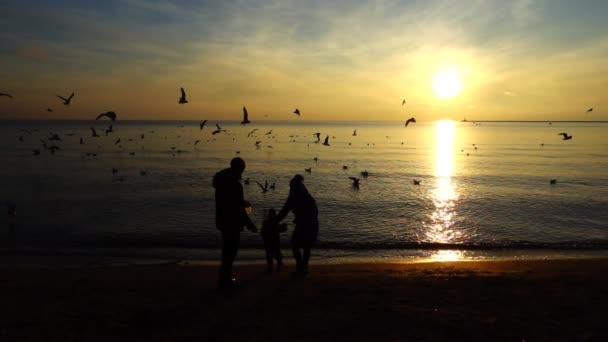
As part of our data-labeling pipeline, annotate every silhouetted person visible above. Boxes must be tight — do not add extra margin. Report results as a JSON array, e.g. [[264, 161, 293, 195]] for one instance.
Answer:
[[276, 175, 319, 275], [261, 208, 287, 273], [213, 157, 257, 289]]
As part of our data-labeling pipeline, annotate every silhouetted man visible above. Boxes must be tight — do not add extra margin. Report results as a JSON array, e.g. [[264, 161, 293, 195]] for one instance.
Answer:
[[213, 157, 257, 289]]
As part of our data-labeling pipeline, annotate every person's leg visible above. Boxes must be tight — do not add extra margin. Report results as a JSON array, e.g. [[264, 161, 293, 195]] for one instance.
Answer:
[[292, 246, 302, 273], [302, 248, 311, 273], [264, 241, 273, 272], [219, 230, 240, 287], [275, 240, 283, 270]]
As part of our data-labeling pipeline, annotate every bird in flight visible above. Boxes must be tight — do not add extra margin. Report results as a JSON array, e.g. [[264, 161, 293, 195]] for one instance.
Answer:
[[200, 120, 207, 130], [349, 177, 360, 189], [254, 140, 262, 147], [304, 167, 312, 173], [247, 129, 258, 138], [313, 132, 321, 142], [212, 128, 226, 135], [57, 92, 75, 105], [194, 140, 201, 146], [179, 88, 188, 104], [413, 179, 421, 185], [402, 99, 406, 106], [405, 117, 416, 127], [256, 180, 269, 193], [47, 108, 53, 112], [265, 129, 273, 135], [323, 135, 330, 146], [0, 92, 13, 98], [558, 133, 572, 140], [550, 179, 557, 185], [241, 107, 251, 124], [352, 129, 357, 136], [96, 111, 117, 121], [586, 108, 593, 113], [294, 108, 301, 116], [361, 170, 369, 178]]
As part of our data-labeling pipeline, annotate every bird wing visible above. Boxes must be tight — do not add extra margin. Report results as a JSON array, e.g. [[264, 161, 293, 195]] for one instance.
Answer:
[[324, 136, 329, 144], [243, 107, 248, 121], [557, 133, 567, 137], [194, 140, 200, 145], [95, 112, 107, 120], [216, 123, 221, 130], [57, 95, 68, 102], [67, 93, 74, 101], [181, 88, 186, 98], [256, 181, 265, 190]]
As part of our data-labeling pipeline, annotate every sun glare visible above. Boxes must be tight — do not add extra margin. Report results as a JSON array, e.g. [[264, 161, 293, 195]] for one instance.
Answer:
[[432, 68, 463, 99]]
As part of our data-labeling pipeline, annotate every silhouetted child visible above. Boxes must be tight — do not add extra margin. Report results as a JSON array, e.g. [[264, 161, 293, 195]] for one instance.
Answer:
[[261, 208, 286, 272]]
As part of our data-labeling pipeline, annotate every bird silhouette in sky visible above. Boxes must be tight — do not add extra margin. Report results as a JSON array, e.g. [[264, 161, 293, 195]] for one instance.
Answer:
[[405, 117, 416, 127], [241, 107, 251, 124], [57, 92, 74, 105], [558, 133, 572, 140], [47, 108, 53, 112], [323, 135, 330, 146], [305, 167, 312, 173], [586, 107, 593, 113], [0, 92, 13, 98], [179, 88, 188, 104], [361, 170, 369, 178], [265, 129, 273, 135], [96, 111, 117, 121], [313, 132, 321, 142], [294, 108, 300, 116], [194, 140, 201, 146], [402, 99, 406, 106], [200, 120, 207, 130], [352, 129, 357, 136]]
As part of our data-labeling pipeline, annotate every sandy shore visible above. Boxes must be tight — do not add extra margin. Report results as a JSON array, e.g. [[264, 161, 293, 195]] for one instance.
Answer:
[[1, 258, 607, 341]]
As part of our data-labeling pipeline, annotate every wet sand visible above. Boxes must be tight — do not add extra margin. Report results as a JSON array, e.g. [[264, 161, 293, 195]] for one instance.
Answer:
[[0, 258, 607, 341]]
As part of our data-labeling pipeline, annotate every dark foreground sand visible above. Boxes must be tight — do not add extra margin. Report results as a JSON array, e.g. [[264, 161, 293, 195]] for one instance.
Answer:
[[1, 258, 607, 341]]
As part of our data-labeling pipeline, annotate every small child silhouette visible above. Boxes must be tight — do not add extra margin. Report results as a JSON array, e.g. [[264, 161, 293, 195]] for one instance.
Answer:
[[261, 208, 287, 273]]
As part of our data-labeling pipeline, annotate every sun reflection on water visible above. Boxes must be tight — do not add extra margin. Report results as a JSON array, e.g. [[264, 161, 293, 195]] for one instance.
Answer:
[[424, 120, 464, 246]]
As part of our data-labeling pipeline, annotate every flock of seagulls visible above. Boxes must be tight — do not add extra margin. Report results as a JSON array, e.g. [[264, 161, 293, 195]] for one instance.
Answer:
[[2, 86, 595, 189]]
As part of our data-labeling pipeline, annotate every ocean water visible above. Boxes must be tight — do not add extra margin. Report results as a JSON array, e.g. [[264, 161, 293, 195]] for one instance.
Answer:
[[1, 120, 608, 260]]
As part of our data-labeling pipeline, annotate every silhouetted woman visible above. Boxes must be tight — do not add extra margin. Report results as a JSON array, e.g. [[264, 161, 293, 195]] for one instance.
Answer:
[[276, 175, 319, 275]]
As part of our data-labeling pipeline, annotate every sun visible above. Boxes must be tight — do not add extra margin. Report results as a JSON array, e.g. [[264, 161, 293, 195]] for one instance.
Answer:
[[432, 67, 463, 99]]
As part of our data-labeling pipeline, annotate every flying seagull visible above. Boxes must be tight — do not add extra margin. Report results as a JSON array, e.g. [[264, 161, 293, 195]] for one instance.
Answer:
[[323, 135, 330, 146], [0, 92, 13, 98], [405, 117, 416, 127], [352, 129, 357, 136], [558, 133, 572, 140], [294, 108, 301, 116], [241, 107, 251, 124], [96, 111, 117, 121], [265, 129, 273, 135], [90, 127, 100, 137], [212, 128, 225, 135], [361, 170, 369, 178], [413, 179, 421, 185], [47, 108, 53, 112], [57, 92, 75, 105], [349, 177, 360, 189], [179, 88, 188, 104], [200, 120, 207, 130], [402, 99, 406, 106], [194, 140, 201, 146], [586, 107, 593, 113], [305, 167, 312, 173], [247, 129, 258, 137], [313, 132, 321, 142], [256, 180, 269, 193]]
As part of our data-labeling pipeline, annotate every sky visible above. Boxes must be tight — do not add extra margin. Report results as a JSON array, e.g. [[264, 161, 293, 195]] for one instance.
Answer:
[[1, 0, 608, 121]]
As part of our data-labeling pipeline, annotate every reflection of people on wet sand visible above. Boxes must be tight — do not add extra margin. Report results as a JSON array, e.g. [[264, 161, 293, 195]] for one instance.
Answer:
[[276, 175, 319, 276], [261, 208, 287, 273], [213, 158, 257, 289]]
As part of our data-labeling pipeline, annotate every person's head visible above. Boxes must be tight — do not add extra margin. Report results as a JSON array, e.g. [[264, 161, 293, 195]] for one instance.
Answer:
[[230, 157, 246, 177], [289, 174, 309, 197]]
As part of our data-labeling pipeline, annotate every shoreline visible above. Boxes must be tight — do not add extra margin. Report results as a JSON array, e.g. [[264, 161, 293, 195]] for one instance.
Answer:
[[0, 258, 606, 340]]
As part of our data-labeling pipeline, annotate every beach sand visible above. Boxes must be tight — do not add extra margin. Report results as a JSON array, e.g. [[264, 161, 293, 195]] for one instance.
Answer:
[[0, 257, 607, 341]]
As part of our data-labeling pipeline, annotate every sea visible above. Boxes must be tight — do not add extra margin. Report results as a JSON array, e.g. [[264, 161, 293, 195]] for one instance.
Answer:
[[1, 119, 608, 263]]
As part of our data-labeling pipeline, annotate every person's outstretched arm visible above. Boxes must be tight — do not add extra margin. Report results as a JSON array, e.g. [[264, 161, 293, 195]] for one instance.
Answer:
[[276, 196, 292, 223]]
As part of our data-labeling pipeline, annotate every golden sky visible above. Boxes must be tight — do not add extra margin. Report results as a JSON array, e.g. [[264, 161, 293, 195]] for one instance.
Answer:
[[1, 0, 607, 121]]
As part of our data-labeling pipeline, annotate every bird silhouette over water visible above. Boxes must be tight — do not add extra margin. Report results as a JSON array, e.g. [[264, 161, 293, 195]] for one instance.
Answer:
[[256, 180, 269, 193], [241, 107, 251, 124], [361, 170, 369, 178], [405, 117, 416, 127], [47, 108, 53, 112], [558, 133, 572, 140], [247, 129, 258, 137], [550, 179, 557, 184], [305, 167, 312, 173], [194, 140, 201, 146], [294, 108, 300, 116], [349, 177, 360, 189], [413, 179, 421, 185], [57, 92, 75, 105], [179, 88, 188, 104], [323, 136, 330, 146], [0, 92, 13, 98], [586, 108, 593, 113], [96, 111, 117, 121], [200, 120, 207, 130], [265, 129, 273, 135], [90, 127, 100, 137], [313, 132, 321, 142]]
